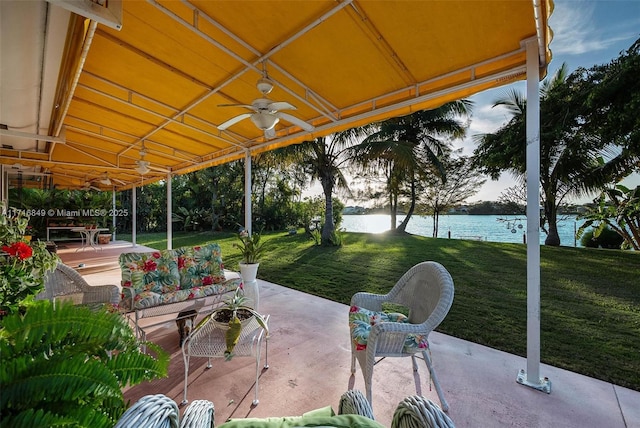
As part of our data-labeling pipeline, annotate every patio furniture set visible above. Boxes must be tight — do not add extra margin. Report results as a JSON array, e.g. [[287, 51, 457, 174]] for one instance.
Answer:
[[115, 389, 454, 428], [39, 242, 455, 427]]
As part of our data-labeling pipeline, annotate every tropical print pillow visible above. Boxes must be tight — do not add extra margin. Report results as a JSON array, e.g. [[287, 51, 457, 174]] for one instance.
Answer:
[[349, 305, 428, 353]]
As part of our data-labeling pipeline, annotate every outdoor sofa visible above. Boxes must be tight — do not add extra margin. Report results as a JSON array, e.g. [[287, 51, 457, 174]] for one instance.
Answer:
[[118, 243, 242, 336]]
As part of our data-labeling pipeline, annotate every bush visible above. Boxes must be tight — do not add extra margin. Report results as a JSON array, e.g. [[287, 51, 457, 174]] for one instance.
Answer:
[[580, 226, 624, 249]]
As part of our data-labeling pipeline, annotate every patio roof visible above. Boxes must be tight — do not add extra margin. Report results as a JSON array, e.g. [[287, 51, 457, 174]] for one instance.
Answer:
[[0, 0, 552, 192]]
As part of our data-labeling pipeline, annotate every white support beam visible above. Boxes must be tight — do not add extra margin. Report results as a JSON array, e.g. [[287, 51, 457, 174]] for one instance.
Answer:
[[244, 150, 252, 235], [167, 172, 172, 250], [516, 37, 550, 394], [132, 185, 137, 247], [112, 189, 116, 241]]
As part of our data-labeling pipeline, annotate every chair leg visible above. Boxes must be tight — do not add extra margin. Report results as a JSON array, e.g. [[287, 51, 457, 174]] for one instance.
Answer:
[[422, 350, 449, 412], [350, 343, 357, 374], [181, 353, 190, 406]]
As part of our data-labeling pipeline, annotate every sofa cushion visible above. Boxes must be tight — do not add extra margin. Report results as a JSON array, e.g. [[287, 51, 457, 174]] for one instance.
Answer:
[[349, 305, 428, 353], [118, 243, 238, 311]]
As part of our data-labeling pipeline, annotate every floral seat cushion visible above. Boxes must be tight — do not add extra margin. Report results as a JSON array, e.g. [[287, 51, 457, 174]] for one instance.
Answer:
[[349, 305, 428, 353], [118, 243, 238, 311]]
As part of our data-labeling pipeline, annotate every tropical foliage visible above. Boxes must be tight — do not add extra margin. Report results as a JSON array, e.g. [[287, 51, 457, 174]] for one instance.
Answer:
[[234, 230, 267, 264], [0, 300, 169, 427], [0, 203, 59, 316], [473, 64, 618, 246], [578, 184, 640, 250]]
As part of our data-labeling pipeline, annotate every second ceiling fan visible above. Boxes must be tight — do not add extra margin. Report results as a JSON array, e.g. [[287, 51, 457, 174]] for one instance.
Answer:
[[218, 71, 314, 139]]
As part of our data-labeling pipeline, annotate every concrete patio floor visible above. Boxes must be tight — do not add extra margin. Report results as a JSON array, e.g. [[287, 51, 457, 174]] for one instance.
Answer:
[[56, 240, 639, 428]]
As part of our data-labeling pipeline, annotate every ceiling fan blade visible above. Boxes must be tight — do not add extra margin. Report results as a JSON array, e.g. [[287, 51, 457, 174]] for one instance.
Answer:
[[268, 101, 296, 111], [276, 112, 315, 132], [218, 113, 252, 130], [218, 103, 254, 109]]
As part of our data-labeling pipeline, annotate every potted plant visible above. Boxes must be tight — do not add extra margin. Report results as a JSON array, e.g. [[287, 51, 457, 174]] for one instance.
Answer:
[[234, 230, 266, 309], [98, 226, 114, 245], [210, 286, 268, 360]]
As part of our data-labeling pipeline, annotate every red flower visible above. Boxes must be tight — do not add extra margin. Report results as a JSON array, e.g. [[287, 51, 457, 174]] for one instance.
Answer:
[[349, 305, 359, 313], [356, 343, 366, 351], [122, 281, 132, 288], [152, 252, 161, 259], [202, 276, 213, 286], [2, 242, 33, 260], [194, 246, 201, 251], [143, 259, 157, 272], [177, 256, 186, 269]]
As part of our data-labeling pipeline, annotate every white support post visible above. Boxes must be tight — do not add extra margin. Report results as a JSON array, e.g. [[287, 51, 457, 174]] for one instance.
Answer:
[[112, 189, 116, 241], [132, 185, 137, 247], [244, 150, 252, 235], [516, 37, 550, 393], [167, 173, 172, 250]]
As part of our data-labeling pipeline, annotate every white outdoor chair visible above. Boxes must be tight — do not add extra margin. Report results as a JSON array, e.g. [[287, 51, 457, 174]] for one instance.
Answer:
[[349, 261, 454, 411], [37, 262, 120, 306]]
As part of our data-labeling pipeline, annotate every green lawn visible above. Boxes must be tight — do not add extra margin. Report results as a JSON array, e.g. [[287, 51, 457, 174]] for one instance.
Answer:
[[120, 230, 640, 391]]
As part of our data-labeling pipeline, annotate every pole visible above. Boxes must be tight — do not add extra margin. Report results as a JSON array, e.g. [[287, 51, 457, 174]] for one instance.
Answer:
[[167, 173, 172, 250], [516, 37, 550, 393], [132, 185, 137, 247], [244, 150, 252, 235]]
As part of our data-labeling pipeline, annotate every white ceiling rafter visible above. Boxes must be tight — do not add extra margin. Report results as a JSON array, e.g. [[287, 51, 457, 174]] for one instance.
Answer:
[[76, 75, 238, 150], [150, 0, 345, 125]]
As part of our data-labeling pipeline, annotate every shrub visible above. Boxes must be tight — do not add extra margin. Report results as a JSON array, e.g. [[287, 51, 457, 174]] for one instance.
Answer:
[[580, 226, 624, 249]]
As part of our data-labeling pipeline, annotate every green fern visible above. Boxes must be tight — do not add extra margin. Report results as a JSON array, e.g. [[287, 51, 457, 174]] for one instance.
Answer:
[[0, 300, 168, 427]]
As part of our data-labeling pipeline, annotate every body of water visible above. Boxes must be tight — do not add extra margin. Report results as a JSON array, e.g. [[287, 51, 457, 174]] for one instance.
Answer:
[[340, 214, 586, 247]]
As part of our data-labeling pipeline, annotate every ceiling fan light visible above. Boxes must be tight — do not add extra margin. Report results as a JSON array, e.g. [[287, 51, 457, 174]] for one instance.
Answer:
[[256, 77, 274, 95], [251, 112, 278, 130], [136, 161, 150, 175]]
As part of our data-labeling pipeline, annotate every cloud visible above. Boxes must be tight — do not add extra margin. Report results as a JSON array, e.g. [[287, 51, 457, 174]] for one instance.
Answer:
[[550, 1, 639, 57]]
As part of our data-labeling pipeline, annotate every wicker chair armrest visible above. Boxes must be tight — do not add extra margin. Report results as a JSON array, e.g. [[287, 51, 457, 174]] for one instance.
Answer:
[[391, 395, 454, 428], [180, 400, 214, 428], [115, 394, 179, 428], [338, 390, 374, 420], [82, 284, 120, 305], [350, 292, 389, 311]]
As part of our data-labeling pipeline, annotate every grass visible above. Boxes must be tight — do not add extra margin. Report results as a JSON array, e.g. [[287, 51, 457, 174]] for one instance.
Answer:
[[120, 230, 640, 391]]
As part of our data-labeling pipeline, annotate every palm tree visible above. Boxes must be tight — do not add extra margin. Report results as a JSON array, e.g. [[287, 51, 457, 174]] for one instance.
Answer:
[[349, 102, 471, 232], [275, 128, 372, 245], [473, 63, 616, 245]]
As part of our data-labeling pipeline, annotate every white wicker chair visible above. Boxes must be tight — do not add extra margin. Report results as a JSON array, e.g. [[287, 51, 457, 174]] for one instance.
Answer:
[[115, 394, 179, 428], [392, 395, 455, 428], [36, 262, 120, 306], [115, 395, 214, 428], [180, 399, 215, 428], [350, 261, 454, 411]]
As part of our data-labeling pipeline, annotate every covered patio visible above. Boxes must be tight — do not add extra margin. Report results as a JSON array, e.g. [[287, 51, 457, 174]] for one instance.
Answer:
[[56, 242, 639, 428]]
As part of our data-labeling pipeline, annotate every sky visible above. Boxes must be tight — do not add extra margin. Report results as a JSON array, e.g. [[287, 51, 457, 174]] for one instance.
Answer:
[[462, 0, 640, 204]]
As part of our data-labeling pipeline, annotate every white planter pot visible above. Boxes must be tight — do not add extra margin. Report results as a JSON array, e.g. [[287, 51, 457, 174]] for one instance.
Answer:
[[239, 262, 259, 282], [239, 263, 260, 310]]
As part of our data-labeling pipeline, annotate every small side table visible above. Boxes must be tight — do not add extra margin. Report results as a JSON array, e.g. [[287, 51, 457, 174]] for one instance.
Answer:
[[181, 314, 269, 406]]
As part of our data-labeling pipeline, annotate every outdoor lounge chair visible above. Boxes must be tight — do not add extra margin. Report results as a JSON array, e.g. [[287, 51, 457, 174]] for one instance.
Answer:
[[116, 390, 452, 427], [349, 261, 455, 412], [36, 262, 120, 306]]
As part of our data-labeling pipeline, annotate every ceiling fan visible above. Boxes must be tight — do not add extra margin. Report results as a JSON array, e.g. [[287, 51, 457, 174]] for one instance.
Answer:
[[135, 143, 151, 175], [82, 180, 101, 192], [218, 70, 315, 139]]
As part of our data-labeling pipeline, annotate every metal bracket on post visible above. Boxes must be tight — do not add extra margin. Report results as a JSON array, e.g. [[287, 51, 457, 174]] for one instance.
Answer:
[[517, 369, 551, 393]]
